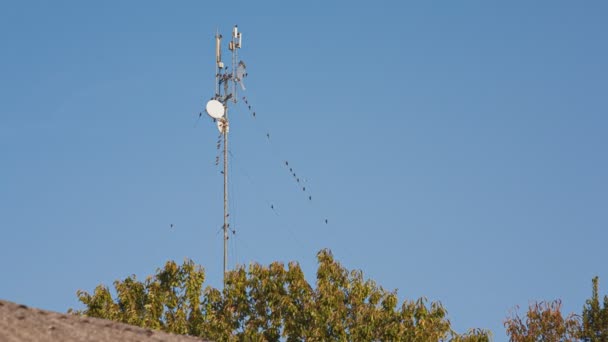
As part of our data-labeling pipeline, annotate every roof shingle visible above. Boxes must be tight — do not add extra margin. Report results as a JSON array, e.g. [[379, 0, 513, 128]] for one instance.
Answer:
[[0, 299, 210, 342]]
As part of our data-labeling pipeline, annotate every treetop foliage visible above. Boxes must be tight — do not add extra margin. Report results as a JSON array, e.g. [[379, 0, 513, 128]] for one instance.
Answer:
[[504, 277, 608, 342], [72, 249, 608, 341], [71, 249, 490, 341], [504, 300, 580, 342], [580, 277, 608, 342]]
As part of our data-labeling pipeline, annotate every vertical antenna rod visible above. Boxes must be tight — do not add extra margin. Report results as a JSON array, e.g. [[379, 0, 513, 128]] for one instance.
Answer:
[[223, 108, 228, 286]]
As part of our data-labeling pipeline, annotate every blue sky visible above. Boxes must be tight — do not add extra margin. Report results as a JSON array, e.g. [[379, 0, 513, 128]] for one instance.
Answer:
[[1, 1, 607, 340]]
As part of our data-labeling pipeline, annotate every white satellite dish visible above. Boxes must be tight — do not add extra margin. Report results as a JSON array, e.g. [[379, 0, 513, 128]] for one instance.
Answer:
[[206, 100, 225, 119]]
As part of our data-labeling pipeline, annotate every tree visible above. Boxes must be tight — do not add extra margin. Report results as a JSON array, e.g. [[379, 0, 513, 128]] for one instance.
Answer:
[[581, 277, 608, 341], [504, 300, 580, 342], [71, 259, 206, 336], [72, 249, 490, 341]]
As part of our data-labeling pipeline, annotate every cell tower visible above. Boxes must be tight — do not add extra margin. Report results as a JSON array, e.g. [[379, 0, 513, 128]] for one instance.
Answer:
[[204, 25, 246, 286]]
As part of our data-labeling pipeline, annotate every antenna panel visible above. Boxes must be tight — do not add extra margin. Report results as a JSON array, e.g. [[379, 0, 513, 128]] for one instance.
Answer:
[[236, 61, 247, 90], [215, 34, 222, 66]]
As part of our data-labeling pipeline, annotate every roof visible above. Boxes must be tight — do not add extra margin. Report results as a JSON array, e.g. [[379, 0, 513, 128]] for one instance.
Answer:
[[0, 299, 209, 342]]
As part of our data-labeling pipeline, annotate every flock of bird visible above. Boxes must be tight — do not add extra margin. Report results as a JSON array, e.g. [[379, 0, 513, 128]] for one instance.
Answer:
[[241, 96, 328, 225], [186, 94, 330, 234]]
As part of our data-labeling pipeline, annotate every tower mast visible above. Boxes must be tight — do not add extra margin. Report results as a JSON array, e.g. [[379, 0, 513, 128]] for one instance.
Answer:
[[209, 25, 243, 287]]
